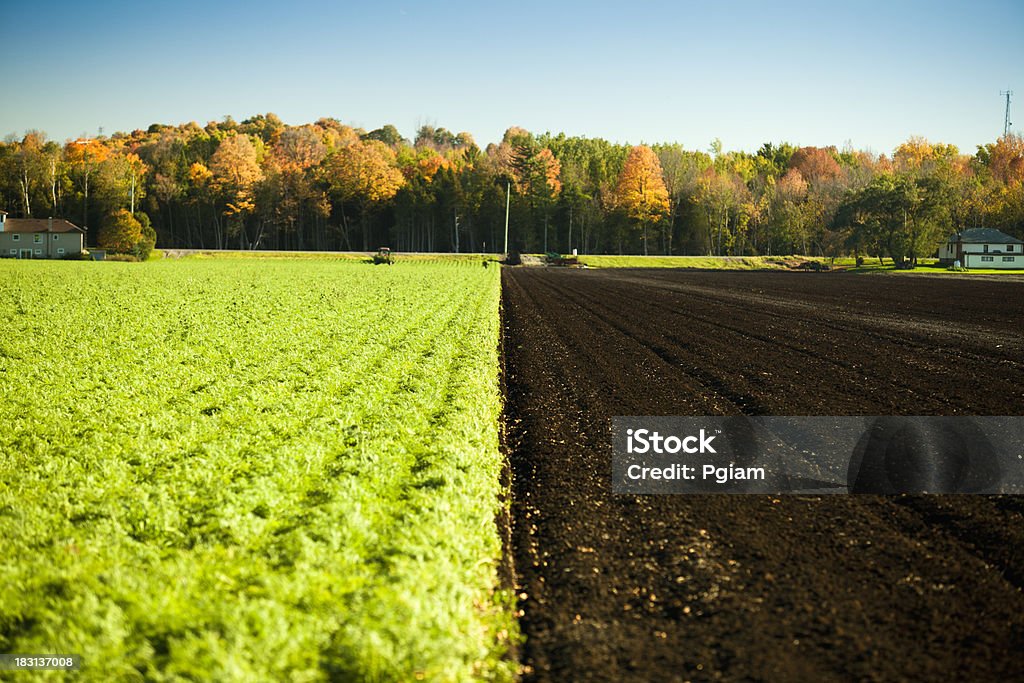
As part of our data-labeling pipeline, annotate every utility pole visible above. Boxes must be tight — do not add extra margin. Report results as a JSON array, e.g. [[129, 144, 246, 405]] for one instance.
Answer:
[[503, 181, 510, 257], [568, 204, 573, 254], [1002, 90, 1014, 137]]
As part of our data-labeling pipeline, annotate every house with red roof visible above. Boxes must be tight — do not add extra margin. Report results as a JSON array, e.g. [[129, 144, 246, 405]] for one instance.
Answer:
[[0, 210, 85, 259]]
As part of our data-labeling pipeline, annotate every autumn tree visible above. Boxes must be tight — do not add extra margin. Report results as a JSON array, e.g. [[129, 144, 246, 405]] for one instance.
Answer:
[[240, 112, 285, 144], [500, 128, 559, 197], [976, 134, 1024, 186], [4, 115, 1019, 258], [773, 168, 813, 254], [525, 148, 562, 251], [415, 125, 470, 152], [788, 146, 841, 185], [12, 132, 47, 216], [122, 152, 147, 214], [95, 150, 148, 217], [894, 137, 960, 175], [209, 133, 264, 247], [99, 208, 143, 254], [488, 128, 564, 251], [322, 139, 404, 250], [42, 141, 67, 217], [261, 126, 328, 248], [614, 145, 669, 255], [65, 138, 111, 231]]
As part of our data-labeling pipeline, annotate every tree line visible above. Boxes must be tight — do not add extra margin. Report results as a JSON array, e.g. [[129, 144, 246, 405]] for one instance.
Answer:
[[2, 113, 1022, 264]]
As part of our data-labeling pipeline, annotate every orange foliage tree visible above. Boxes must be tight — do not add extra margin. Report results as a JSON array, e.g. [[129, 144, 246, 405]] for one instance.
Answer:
[[64, 138, 111, 229], [615, 145, 669, 254], [981, 134, 1024, 186], [788, 146, 841, 184]]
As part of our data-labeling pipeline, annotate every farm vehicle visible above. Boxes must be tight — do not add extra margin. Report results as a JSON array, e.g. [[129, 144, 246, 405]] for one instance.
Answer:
[[373, 247, 394, 265]]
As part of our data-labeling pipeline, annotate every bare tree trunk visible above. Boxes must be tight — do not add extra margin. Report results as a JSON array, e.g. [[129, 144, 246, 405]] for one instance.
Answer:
[[20, 169, 31, 217], [340, 203, 353, 251], [50, 158, 58, 215], [668, 210, 675, 255], [568, 206, 573, 254], [453, 207, 460, 253], [361, 205, 368, 251]]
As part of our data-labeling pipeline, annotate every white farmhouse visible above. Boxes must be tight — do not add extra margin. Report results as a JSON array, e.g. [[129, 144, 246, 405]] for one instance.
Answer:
[[937, 227, 1023, 269], [0, 210, 85, 259]]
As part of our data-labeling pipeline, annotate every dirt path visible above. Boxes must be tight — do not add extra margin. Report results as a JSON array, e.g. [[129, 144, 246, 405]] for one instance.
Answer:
[[502, 268, 1024, 681]]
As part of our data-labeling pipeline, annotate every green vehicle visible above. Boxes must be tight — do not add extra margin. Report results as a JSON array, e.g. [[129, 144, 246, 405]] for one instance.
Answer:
[[373, 246, 394, 265]]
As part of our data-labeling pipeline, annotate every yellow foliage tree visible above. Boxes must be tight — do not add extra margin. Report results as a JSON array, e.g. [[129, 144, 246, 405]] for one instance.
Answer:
[[122, 152, 148, 214], [417, 153, 451, 183], [323, 140, 405, 249], [64, 138, 112, 229], [189, 162, 213, 186], [99, 208, 143, 254], [894, 136, 959, 173], [209, 133, 264, 218], [984, 134, 1024, 186]]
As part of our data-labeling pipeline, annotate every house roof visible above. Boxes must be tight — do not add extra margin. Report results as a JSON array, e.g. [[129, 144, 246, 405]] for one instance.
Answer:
[[3, 218, 84, 234], [949, 227, 1023, 244]]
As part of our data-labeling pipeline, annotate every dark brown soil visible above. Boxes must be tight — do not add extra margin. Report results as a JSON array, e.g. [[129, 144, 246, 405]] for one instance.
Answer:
[[502, 268, 1024, 682]]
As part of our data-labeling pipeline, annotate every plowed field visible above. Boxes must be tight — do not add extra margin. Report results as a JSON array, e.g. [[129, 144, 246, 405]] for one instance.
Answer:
[[502, 268, 1024, 681]]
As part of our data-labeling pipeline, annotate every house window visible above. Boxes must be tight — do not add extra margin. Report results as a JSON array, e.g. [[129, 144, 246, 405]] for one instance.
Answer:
[[1003, 256, 1015, 262], [57, 248, 65, 255], [8, 249, 14, 255], [33, 248, 41, 255], [981, 256, 994, 262], [983, 244, 989, 253], [53, 234, 59, 241], [1009, 245, 1015, 252], [12, 234, 19, 241], [33, 234, 42, 244]]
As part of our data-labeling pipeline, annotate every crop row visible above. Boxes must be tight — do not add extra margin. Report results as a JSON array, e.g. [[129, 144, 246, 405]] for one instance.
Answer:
[[0, 259, 514, 681]]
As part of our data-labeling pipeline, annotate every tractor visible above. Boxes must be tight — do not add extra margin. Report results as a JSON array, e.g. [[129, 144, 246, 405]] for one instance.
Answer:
[[545, 251, 580, 267], [373, 247, 394, 265]]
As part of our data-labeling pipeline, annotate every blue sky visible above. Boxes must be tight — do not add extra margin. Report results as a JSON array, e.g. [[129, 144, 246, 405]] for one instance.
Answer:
[[2, 0, 1021, 154]]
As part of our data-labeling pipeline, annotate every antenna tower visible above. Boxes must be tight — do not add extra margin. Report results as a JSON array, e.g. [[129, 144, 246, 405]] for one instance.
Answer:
[[1001, 90, 1013, 137]]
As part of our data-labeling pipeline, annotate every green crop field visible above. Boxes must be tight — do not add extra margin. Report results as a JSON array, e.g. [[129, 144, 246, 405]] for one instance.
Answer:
[[0, 259, 515, 681]]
